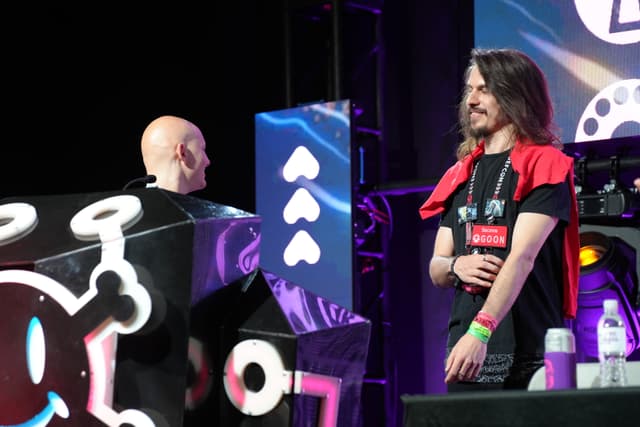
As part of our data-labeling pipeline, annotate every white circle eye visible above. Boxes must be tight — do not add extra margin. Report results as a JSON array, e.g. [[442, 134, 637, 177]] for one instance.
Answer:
[[223, 339, 288, 416], [70, 195, 142, 240], [0, 202, 38, 245]]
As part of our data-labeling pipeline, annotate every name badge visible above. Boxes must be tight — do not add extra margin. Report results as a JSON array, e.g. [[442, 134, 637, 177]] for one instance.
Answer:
[[471, 224, 508, 248]]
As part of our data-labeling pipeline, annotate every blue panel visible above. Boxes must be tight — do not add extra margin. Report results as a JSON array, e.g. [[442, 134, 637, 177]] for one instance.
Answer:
[[255, 100, 353, 309]]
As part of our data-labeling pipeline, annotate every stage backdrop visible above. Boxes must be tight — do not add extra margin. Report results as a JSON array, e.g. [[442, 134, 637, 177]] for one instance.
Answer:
[[475, 0, 640, 144]]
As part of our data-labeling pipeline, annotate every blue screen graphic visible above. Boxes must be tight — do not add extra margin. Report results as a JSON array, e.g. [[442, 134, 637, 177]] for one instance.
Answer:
[[474, 0, 640, 143], [255, 100, 353, 309]]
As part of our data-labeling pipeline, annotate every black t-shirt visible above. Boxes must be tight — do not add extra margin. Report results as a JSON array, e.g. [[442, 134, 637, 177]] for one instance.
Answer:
[[440, 149, 571, 382]]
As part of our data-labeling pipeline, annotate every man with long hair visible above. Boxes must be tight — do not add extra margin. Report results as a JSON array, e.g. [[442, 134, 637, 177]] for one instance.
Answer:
[[419, 48, 580, 391]]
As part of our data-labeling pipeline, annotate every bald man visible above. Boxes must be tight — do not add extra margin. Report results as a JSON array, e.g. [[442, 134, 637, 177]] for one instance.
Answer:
[[140, 115, 211, 194]]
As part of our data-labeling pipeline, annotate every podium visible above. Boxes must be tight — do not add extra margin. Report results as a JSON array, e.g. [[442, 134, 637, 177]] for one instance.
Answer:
[[185, 268, 371, 426], [0, 188, 261, 426]]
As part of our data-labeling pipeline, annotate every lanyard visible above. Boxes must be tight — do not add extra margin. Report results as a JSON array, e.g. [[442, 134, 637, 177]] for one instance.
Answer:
[[466, 155, 511, 205], [492, 156, 511, 200], [463, 154, 511, 247]]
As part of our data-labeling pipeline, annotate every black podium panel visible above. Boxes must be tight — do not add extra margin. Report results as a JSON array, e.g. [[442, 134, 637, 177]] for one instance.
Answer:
[[0, 189, 260, 426], [185, 268, 371, 427], [402, 387, 640, 427]]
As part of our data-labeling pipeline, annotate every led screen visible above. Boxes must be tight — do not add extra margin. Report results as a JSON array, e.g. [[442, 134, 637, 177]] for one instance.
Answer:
[[474, 0, 640, 143], [255, 100, 353, 309]]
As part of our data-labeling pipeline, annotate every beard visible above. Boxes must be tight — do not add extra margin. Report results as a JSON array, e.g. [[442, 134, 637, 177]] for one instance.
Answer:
[[469, 125, 490, 139], [467, 110, 510, 139]]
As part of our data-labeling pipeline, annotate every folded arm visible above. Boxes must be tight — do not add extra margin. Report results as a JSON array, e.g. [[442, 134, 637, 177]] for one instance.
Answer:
[[444, 212, 559, 383]]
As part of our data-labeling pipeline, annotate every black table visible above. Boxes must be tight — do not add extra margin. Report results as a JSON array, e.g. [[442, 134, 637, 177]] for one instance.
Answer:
[[402, 386, 640, 427]]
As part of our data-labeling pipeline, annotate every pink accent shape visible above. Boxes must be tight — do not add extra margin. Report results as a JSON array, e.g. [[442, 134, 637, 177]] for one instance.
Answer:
[[225, 357, 246, 409], [299, 372, 342, 427]]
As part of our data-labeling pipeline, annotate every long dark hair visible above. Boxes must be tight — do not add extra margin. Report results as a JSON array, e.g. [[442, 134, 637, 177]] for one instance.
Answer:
[[456, 48, 560, 159]]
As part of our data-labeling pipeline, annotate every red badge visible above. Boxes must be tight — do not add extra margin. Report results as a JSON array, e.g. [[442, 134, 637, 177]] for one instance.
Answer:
[[471, 225, 508, 248]]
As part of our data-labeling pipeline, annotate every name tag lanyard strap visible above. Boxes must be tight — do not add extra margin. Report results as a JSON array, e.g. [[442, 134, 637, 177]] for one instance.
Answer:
[[464, 156, 512, 251]]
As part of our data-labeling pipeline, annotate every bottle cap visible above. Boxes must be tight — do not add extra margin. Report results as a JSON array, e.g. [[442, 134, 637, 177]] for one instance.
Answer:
[[604, 299, 618, 311]]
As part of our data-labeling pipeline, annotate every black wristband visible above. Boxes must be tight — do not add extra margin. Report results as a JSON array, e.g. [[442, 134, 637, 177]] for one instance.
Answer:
[[449, 255, 462, 288]]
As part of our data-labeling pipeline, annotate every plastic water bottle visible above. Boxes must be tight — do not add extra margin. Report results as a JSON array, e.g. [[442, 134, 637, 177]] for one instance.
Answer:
[[597, 299, 628, 387]]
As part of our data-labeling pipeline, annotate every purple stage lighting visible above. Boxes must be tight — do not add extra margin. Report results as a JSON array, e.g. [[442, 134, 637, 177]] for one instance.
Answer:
[[573, 229, 640, 361]]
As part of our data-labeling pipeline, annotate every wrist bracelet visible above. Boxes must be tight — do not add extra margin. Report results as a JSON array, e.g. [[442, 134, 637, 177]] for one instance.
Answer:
[[467, 320, 491, 343], [449, 255, 462, 289], [475, 311, 498, 332]]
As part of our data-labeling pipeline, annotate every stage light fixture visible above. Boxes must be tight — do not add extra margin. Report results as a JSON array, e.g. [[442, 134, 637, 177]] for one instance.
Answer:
[[578, 239, 606, 268], [573, 230, 640, 361]]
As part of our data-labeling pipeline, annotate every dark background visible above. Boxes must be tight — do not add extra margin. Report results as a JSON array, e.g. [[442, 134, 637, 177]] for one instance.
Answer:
[[2, 1, 470, 211], [3, 3, 286, 212]]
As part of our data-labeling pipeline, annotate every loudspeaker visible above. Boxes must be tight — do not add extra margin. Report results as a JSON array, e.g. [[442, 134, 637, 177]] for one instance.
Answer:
[[184, 268, 372, 426], [0, 188, 260, 426]]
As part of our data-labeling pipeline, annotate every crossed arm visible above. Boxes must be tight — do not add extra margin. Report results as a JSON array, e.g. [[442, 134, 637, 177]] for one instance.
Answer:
[[428, 212, 559, 383]]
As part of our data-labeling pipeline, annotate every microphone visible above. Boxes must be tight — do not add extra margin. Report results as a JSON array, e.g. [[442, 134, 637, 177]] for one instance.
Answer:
[[123, 174, 157, 190]]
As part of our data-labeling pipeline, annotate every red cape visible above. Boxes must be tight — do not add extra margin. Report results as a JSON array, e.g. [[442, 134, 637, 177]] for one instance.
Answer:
[[419, 140, 580, 319]]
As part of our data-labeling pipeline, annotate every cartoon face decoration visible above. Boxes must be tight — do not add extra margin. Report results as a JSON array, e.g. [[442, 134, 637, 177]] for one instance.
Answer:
[[0, 197, 154, 427], [0, 274, 87, 425], [0, 191, 264, 426]]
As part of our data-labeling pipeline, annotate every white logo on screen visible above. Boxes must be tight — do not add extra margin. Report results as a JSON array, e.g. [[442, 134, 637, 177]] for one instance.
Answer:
[[282, 144, 321, 265], [574, 0, 640, 44], [283, 188, 320, 224], [575, 78, 640, 141], [282, 145, 320, 182], [283, 230, 321, 266]]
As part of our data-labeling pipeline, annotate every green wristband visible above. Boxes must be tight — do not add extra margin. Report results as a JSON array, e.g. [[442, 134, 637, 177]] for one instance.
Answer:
[[467, 320, 491, 343]]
